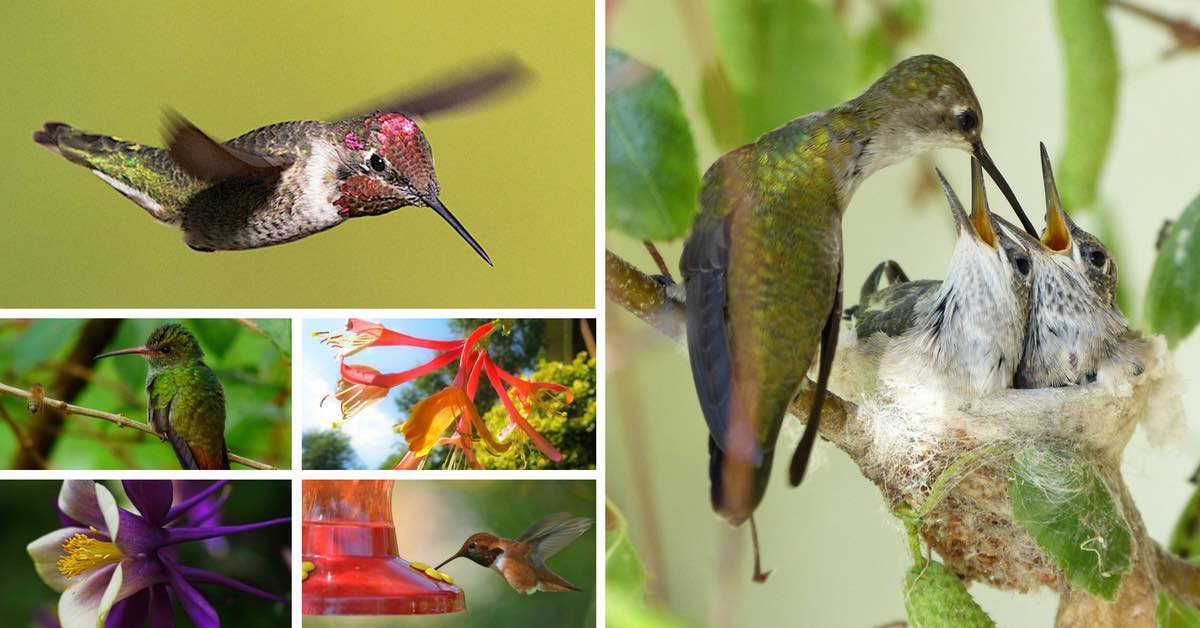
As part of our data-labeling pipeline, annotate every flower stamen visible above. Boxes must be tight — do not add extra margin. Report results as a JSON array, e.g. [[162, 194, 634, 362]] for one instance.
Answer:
[[57, 533, 124, 579]]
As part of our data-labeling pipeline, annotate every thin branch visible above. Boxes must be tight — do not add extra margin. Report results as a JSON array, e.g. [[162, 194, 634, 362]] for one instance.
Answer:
[[0, 382, 277, 470], [1110, 0, 1200, 56], [643, 241, 673, 279]]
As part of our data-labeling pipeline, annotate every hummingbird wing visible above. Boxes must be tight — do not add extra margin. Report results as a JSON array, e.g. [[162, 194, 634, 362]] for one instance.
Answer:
[[344, 56, 530, 120], [518, 513, 592, 561], [146, 379, 200, 471], [165, 111, 294, 182], [852, 279, 942, 338], [147, 369, 230, 471]]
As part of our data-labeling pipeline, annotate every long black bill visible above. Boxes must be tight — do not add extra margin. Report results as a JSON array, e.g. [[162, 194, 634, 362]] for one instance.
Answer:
[[424, 195, 493, 266], [972, 141, 1037, 238], [434, 554, 461, 570]]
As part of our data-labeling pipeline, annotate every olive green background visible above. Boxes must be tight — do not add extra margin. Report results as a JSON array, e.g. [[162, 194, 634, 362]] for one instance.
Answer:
[[0, 1, 594, 308]]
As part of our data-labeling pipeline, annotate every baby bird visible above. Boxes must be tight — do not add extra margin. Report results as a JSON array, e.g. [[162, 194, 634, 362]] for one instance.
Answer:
[[1010, 144, 1141, 389], [850, 159, 1034, 394], [435, 513, 592, 595]]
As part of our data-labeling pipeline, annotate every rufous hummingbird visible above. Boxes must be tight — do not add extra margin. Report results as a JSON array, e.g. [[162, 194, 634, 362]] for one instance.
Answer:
[[33, 58, 527, 263], [435, 513, 592, 594], [94, 323, 229, 470], [680, 54, 1037, 525]]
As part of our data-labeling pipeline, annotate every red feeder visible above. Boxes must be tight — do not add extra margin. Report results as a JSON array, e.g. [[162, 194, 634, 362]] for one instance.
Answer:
[[302, 479, 466, 615]]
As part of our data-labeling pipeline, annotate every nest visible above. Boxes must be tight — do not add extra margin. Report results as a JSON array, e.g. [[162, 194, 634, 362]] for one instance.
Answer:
[[823, 332, 1185, 592]]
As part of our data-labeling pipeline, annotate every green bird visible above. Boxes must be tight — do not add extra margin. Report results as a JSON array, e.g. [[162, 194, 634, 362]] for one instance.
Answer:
[[95, 323, 229, 470], [680, 55, 1035, 525]]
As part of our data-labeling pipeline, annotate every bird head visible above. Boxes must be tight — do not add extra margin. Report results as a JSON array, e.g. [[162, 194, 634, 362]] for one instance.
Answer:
[[1036, 142, 1117, 303], [94, 323, 204, 369], [436, 532, 504, 569]]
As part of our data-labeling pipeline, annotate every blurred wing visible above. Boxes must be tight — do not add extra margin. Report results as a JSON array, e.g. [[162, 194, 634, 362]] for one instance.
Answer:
[[344, 56, 530, 119], [165, 111, 293, 182], [520, 513, 592, 561], [146, 380, 200, 471]]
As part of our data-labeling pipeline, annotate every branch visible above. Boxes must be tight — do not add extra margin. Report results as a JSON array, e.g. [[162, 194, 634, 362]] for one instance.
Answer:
[[1110, 0, 1200, 56], [0, 382, 277, 470]]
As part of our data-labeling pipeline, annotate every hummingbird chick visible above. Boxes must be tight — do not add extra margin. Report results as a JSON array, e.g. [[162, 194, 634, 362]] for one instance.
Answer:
[[680, 54, 1036, 525], [94, 323, 229, 470], [32, 59, 527, 262], [435, 513, 592, 595], [851, 160, 1034, 394], [1010, 144, 1143, 389]]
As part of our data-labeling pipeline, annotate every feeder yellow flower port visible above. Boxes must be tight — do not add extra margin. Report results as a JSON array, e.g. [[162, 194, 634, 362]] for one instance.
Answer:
[[301, 561, 316, 581], [410, 561, 455, 584]]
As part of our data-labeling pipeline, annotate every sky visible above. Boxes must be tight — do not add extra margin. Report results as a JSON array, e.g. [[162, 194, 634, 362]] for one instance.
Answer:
[[300, 318, 456, 469]]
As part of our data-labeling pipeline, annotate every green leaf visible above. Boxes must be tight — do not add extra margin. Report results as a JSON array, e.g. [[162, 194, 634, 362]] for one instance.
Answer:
[[903, 559, 994, 628], [704, 0, 857, 145], [1054, 0, 1118, 211], [1145, 195, 1200, 345], [606, 498, 648, 595], [7, 319, 83, 373], [605, 48, 700, 241], [253, 319, 292, 358], [1009, 443, 1132, 600], [1167, 486, 1200, 564], [1158, 592, 1200, 628], [186, 318, 240, 359]]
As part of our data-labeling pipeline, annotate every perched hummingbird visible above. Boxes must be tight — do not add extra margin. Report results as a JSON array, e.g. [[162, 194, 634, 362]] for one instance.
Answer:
[[435, 513, 592, 594], [32, 59, 527, 262], [95, 323, 229, 470], [680, 54, 1035, 524], [849, 161, 1035, 394], [1010, 143, 1141, 389]]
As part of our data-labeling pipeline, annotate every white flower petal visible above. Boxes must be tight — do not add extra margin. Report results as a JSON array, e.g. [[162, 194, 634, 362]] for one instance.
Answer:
[[27, 527, 92, 593], [95, 483, 120, 541], [56, 563, 116, 628], [58, 481, 106, 532]]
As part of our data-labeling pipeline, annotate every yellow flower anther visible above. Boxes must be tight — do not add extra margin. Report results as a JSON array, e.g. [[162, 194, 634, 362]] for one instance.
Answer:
[[57, 533, 124, 580]]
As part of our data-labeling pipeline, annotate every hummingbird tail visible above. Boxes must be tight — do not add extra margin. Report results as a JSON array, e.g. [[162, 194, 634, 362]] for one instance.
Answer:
[[708, 435, 772, 527], [33, 121, 182, 223]]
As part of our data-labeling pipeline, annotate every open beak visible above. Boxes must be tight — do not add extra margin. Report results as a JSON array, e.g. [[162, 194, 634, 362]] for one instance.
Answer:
[[968, 157, 998, 248], [1039, 142, 1073, 254], [434, 551, 463, 570], [934, 168, 980, 245], [972, 141, 1037, 238], [423, 195, 493, 267], [94, 346, 151, 360]]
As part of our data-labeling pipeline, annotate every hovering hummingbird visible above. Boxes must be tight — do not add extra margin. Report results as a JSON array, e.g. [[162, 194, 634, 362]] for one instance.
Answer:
[[32, 58, 527, 262], [94, 323, 229, 470], [435, 513, 592, 595], [1010, 143, 1142, 389], [680, 54, 1036, 524], [849, 161, 1034, 394]]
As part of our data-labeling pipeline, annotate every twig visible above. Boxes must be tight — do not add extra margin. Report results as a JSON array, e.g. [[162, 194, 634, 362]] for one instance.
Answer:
[[643, 241, 673, 279], [579, 319, 597, 359], [1110, 0, 1200, 56], [0, 382, 276, 470], [750, 514, 772, 582]]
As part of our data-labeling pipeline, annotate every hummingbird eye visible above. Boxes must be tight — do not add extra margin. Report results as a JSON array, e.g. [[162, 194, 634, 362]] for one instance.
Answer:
[[468, 543, 476, 549], [956, 109, 978, 134], [369, 153, 387, 172], [161, 346, 172, 354], [1014, 256, 1031, 276], [1088, 249, 1106, 268]]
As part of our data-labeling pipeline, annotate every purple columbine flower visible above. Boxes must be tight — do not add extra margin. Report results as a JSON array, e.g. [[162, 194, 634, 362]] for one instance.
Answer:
[[27, 480, 289, 628]]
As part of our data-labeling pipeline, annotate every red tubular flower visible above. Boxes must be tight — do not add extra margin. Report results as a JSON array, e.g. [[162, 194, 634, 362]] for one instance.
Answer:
[[481, 355, 565, 462], [315, 319, 464, 357]]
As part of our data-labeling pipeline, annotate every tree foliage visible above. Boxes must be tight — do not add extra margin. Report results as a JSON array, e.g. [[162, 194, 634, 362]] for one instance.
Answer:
[[301, 430, 360, 470]]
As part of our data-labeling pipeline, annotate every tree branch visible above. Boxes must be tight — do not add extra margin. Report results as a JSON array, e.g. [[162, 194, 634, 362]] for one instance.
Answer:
[[0, 382, 277, 470]]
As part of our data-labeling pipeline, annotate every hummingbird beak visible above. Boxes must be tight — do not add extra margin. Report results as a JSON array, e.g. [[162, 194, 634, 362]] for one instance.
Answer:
[[1039, 142, 1073, 254], [94, 346, 151, 360], [434, 551, 463, 570], [423, 195, 493, 267], [972, 141, 1037, 238], [968, 157, 998, 249], [934, 168, 978, 244]]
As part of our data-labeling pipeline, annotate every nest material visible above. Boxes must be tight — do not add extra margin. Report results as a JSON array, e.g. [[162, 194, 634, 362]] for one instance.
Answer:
[[823, 332, 1185, 592]]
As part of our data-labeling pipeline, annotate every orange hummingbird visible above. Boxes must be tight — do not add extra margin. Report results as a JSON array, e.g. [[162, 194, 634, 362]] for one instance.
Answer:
[[435, 512, 592, 594]]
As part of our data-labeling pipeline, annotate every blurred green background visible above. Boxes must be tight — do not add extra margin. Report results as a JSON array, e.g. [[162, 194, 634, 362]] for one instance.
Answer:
[[303, 479, 596, 628], [0, 480, 290, 627], [607, 0, 1200, 625], [0, 319, 291, 469], [0, 0, 594, 308]]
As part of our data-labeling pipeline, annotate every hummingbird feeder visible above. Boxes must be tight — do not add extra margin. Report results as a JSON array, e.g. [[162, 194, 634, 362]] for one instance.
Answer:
[[302, 479, 465, 615]]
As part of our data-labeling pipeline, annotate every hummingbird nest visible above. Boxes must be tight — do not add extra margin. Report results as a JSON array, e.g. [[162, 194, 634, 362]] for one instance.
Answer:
[[824, 331, 1184, 593]]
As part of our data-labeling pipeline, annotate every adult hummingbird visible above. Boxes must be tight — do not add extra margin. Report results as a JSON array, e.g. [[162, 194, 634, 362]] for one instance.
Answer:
[[680, 54, 1036, 525], [435, 513, 592, 594], [32, 59, 527, 262], [850, 161, 1035, 394], [94, 323, 229, 470], [1010, 143, 1141, 389]]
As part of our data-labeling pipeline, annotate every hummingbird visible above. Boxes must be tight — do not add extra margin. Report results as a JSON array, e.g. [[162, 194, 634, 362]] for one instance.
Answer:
[[849, 161, 1035, 394], [94, 323, 229, 470], [435, 513, 592, 595], [680, 54, 1036, 525], [32, 58, 527, 262], [1010, 143, 1142, 389]]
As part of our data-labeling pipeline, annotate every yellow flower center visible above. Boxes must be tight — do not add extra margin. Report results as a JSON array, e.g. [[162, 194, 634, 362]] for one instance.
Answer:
[[57, 532, 124, 579]]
